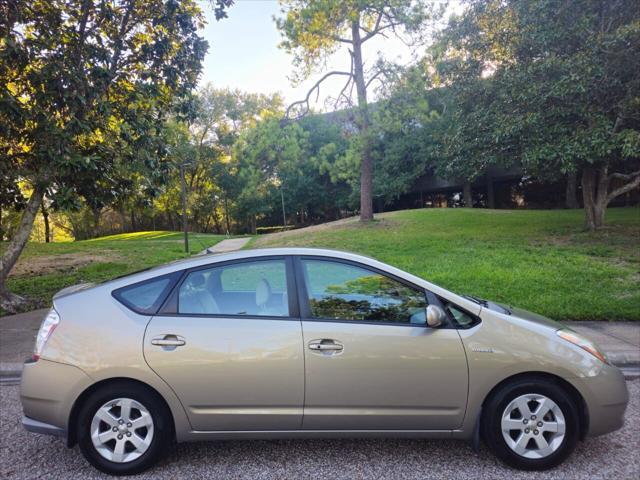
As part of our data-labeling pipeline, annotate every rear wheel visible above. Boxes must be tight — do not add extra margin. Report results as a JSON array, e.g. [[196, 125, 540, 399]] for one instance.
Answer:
[[482, 377, 579, 470], [77, 382, 172, 475]]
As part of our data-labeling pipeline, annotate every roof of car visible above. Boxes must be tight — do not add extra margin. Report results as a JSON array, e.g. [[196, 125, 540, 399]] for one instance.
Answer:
[[101, 247, 377, 286], [187, 247, 377, 267]]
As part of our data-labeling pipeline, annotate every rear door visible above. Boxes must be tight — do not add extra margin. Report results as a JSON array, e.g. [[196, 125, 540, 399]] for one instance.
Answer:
[[296, 256, 469, 431], [143, 257, 304, 431]]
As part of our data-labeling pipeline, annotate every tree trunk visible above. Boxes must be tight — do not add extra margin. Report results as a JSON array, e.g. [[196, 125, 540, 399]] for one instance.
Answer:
[[91, 206, 101, 238], [565, 171, 580, 209], [211, 211, 222, 234], [180, 163, 189, 253], [41, 203, 51, 243], [352, 20, 373, 222], [224, 195, 231, 235], [463, 182, 473, 207], [130, 209, 137, 232], [486, 177, 495, 209], [581, 166, 607, 230], [582, 162, 640, 229], [119, 210, 127, 232], [0, 185, 45, 312]]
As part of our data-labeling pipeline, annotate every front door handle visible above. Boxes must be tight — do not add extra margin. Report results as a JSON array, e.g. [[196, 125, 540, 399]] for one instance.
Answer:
[[151, 335, 186, 348], [308, 339, 343, 352]]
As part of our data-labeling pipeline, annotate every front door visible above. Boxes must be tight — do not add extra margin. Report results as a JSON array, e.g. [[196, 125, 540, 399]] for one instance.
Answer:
[[297, 257, 468, 430], [144, 257, 304, 431]]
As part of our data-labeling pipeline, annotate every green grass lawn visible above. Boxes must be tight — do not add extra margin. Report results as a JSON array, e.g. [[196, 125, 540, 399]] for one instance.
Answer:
[[2, 231, 225, 315], [251, 207, 640, 321]]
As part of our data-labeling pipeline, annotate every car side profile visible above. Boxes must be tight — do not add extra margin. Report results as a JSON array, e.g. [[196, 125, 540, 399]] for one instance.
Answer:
[[20, 248, 628, 475]]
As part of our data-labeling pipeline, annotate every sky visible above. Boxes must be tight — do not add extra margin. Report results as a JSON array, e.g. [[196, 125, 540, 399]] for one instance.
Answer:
[[198, 0, 461, 110]]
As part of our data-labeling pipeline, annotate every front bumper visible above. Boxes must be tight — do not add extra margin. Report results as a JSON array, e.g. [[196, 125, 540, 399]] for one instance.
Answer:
[[570, 363, 629, 437], [22, 415, 66, 437]]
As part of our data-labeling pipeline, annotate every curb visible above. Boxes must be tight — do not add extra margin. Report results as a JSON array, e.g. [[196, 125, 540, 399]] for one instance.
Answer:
[[620, 367, 640, 380], [0, 362, 24, 376], [0, 363, 23, 386]]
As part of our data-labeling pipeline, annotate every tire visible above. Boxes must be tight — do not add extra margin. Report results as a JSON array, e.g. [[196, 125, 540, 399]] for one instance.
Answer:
[[482, 376, 579, 470], [76, 381, 173, 476]]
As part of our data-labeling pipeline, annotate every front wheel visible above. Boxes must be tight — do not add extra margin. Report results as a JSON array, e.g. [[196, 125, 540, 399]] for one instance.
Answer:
[[482, 377, 580, 470], [77, 381, 172, 475]]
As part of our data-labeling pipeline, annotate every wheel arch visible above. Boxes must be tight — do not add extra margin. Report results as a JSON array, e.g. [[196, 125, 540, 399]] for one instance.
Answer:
[[66, 377, 176, 447], [481, 371, 589, 441]]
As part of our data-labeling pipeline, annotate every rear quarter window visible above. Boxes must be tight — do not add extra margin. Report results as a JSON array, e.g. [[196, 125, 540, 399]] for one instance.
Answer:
[[112, 272, 179, 314]]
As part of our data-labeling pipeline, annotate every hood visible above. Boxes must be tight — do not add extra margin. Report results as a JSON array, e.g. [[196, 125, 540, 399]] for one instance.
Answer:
[[53, 282, 96, 300], [465, 294, 565, 331], [496, 302, 565, 331]]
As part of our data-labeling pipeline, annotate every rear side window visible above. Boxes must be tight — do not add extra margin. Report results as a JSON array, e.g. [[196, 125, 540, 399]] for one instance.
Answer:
[[113, 273, 178, 314], [178, 259, 289, 317]]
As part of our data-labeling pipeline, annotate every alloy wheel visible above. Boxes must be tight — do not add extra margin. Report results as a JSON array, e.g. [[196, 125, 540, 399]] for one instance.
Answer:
[[500, 393, 566, 459], [90, 397, 154, 463]]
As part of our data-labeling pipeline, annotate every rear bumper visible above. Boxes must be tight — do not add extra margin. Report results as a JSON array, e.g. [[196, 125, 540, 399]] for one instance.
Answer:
[[20, 359, 92, 441], [22, 415, 66, 438]]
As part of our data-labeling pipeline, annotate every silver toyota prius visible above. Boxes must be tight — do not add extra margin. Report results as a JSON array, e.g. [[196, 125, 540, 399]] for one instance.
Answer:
[[20, 248, 628, 475]]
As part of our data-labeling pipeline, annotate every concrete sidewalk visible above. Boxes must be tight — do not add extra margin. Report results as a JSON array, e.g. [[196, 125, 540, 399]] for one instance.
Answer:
[[1, 309, 638, 377], [200, 237, 251, 254], [0, 308, 47, 377], [564, 321, 640, 367]]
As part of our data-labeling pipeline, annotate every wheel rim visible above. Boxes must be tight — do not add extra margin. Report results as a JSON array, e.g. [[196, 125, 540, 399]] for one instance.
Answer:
[[501, 393, 566, 459], [90, 398, 154, 463]]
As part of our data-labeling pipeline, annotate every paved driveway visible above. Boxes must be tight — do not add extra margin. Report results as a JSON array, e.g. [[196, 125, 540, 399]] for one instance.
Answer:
[[1, 381, 638, 479]]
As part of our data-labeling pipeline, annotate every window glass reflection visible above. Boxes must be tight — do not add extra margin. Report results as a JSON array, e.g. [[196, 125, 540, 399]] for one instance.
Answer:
[[302, 260, 427, 324]]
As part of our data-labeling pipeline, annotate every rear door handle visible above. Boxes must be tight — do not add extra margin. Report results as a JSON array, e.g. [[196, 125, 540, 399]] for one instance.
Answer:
[[151, 335, 186, 347], [308, 339, 343, 352]]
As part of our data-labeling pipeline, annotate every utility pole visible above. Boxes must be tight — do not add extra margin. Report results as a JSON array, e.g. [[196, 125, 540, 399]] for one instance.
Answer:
[[180, 161, 189, 253]]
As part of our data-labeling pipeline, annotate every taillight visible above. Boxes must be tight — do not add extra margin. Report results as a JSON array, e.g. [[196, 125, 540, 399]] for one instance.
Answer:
[[33, 308, 60, 361]]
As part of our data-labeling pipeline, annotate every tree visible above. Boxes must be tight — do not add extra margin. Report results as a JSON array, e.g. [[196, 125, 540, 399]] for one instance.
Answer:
[[231, 113, 351, 231], [369, 63, 444, 205], [431, 0, 640, 229], [0, 0, 227, 311], [191, 87, 283, 233], [298, 114, 352, 220], [275, 0, 435, 221], [232, 116, 306, 232]]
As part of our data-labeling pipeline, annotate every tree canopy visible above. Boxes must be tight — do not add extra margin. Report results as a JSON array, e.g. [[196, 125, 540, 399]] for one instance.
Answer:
[[2, 0, 639, 313], [429, 0, 640, 228], [0, 0, 214, 309]]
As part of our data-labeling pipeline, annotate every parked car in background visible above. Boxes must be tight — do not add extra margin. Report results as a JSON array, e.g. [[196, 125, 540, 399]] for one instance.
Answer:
[[20, 248, 628, 475]]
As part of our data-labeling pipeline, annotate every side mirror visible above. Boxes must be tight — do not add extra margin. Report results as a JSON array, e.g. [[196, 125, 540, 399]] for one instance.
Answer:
[[426, 305, 446, 328]]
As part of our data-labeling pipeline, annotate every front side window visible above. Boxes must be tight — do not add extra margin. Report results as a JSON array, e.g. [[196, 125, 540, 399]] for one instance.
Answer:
[[445, 303, 477, 328], [178, 259, 289, 317], [301, 259, 427, 324]]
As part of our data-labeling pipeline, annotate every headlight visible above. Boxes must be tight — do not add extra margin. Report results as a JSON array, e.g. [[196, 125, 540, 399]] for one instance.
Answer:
[[556, 329, 609, 364], [34, 308, 60, 361]]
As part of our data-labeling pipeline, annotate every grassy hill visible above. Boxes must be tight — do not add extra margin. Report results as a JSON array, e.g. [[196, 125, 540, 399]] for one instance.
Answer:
[[3, 208, 639, 320], [3, 231, 225, 314], [251, 207, 640, 321]]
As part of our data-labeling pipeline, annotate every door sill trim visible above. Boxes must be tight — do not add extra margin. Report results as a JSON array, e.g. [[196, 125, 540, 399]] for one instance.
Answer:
[[182, 429, 457, 442]]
